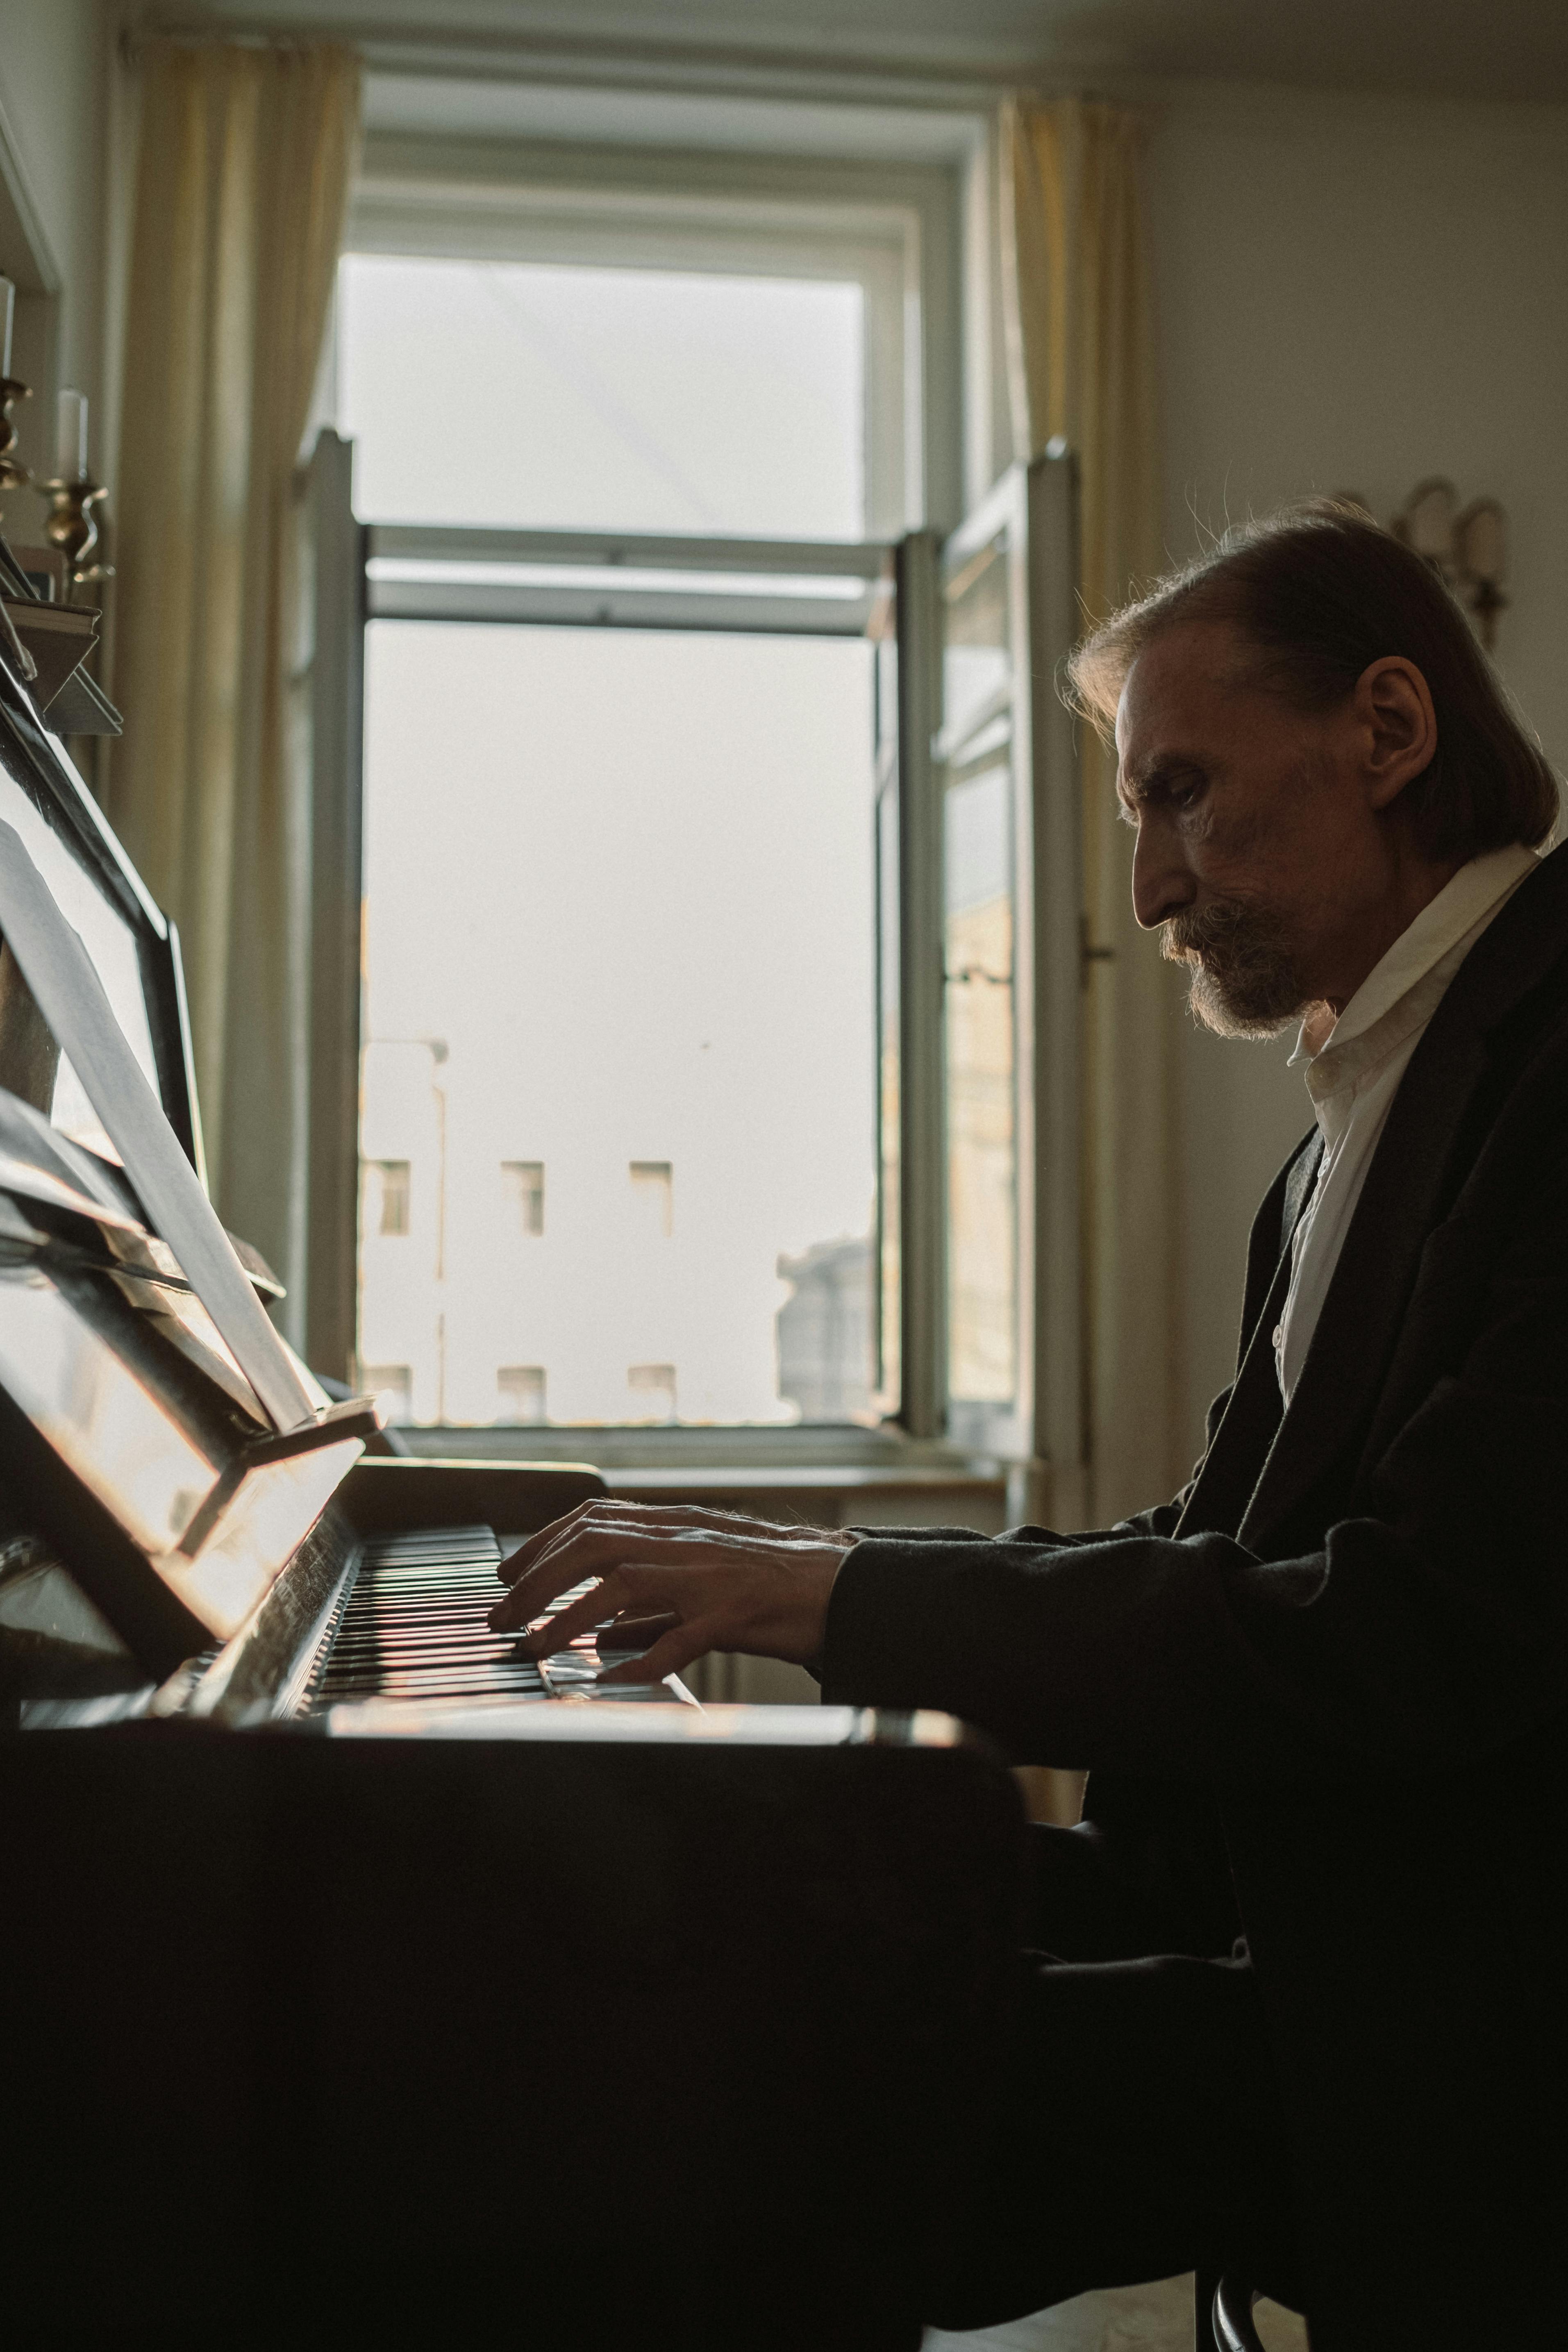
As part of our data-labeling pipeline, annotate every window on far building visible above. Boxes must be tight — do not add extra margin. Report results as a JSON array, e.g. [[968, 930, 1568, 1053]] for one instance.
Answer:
[[367, 1159, 411, 1236], [502, 1159, 545, 1236], [361, 1363, 413, 1424], [629, 1160, 673, 1238], [627, 1363, 677, 1421], [496, 1365, 548, 1423]]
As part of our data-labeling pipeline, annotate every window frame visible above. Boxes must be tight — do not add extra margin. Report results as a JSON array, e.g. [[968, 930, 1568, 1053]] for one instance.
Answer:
[[345, 128, 964, 537], [343, 540, 893, 1437], [928, 458, 1084, 1481], [349, 189, 910, 542], [306, 139, 1080, 1473]]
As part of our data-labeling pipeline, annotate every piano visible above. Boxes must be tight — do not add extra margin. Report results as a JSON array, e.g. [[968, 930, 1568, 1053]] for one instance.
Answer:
[[0, 627, 1025, 2345]]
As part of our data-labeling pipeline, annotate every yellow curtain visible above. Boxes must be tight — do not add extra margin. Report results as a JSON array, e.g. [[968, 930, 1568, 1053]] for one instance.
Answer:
[[1000, 97, 1187, 1523], [107, 38, 360, 1301]]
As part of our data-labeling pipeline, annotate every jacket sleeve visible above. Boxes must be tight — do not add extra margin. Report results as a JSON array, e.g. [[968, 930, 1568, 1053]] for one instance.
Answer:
[[840, 1389, 1230, 1559], [822, 1181, 1568, 1779]]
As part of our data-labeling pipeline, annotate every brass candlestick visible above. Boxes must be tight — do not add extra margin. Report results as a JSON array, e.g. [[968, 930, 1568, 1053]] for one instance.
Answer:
[[39, 474, 111, 588], [0, 375, 31, 496]]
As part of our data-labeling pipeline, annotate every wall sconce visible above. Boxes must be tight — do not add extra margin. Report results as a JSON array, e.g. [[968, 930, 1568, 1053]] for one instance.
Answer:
[[1391, 478, 1508, 651]]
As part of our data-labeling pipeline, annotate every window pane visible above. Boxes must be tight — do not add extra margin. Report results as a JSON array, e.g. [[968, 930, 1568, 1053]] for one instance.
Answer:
[[944, 762, 1017, 1407], [340, 255, 865, 540], [871, 615, 901, 1416], [942, 537, 1010, 744], [942, 527, 1018, 1412], [875, 764, 900, 1412], [358, 623, 875, 1427]]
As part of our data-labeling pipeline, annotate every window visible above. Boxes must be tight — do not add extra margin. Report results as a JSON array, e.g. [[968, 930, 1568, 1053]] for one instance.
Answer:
[[629, 1161, 673, 1238], [502, 1160, 545, 1236], [627, 1363, 677, 1422], [323, 145, 1079, 1462], [361, 1363, 413, 1425], [496, 1365, 547, 1424], [339, 145, 929, 540], [366, 1159, 410, 1237], [344, 211, 891, 1431]]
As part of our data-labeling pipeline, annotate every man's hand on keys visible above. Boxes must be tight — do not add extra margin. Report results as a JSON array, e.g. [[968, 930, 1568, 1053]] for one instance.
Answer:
[[489, 1500, 856, 1686]]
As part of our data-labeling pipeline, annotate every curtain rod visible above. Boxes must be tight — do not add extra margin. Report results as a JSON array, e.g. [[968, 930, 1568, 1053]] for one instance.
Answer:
[[127, 13, 1050, 93]]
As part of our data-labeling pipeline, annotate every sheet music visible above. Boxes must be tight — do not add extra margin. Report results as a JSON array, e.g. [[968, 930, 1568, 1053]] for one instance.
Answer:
[[0, 819, 315, 1430], [0, 1152, 145, 1231]]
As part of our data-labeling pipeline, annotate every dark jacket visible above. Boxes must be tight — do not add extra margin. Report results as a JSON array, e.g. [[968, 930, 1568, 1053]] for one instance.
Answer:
[[823, 842, 1568, 2348]]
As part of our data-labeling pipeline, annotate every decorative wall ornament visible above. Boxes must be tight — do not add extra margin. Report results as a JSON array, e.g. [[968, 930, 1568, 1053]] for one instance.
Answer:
[[1391, 477, 1508, 650]]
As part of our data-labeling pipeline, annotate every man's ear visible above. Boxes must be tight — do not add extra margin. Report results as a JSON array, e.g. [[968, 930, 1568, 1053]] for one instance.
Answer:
[[1355, 655, 1438, 811]]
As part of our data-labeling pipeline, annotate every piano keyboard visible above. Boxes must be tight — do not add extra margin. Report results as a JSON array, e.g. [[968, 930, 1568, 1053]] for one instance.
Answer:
[[306, 1526, 669, 1711]]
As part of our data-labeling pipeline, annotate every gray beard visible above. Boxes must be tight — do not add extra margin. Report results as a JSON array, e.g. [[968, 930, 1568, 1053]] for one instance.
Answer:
[[1162, 899, 1307, 1039]]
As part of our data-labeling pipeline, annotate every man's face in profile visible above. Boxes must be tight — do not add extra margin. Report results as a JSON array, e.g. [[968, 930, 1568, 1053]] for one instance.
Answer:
[[1114, 619, 1393, 1039]]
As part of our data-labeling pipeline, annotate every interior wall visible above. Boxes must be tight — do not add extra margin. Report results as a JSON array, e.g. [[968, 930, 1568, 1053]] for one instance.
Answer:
[[0, 0, 111, 486], [1143, 80, 1568, 1457]]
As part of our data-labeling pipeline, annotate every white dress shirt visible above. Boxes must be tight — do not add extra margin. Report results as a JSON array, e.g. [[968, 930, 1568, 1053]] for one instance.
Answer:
[[1273, 841, 1541, 1403]]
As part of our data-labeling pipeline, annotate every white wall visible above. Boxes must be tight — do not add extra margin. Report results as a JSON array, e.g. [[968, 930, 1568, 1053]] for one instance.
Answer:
[[1144, 80, 1568, 1452], [0, 0, 110, 482]]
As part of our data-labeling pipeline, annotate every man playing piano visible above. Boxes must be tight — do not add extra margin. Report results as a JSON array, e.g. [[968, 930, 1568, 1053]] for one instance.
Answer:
[[490, 503, 1568, 2349]]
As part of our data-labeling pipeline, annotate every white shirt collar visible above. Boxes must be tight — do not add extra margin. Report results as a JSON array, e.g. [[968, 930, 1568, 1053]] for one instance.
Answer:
[[1288, 843, 1540, 1111]]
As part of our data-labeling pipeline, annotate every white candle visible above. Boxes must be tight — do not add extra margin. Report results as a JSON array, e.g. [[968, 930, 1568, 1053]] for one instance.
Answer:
[[0, 279, 13, 380], [55, 386, 87, 481]]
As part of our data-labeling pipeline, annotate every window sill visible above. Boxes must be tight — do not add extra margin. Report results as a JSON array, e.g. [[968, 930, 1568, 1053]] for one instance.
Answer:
[[387, 1423, 1016, 1530]]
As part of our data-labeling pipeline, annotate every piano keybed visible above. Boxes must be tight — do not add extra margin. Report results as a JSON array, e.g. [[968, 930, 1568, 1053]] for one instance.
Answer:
[[305, 1526, 665, 1711]]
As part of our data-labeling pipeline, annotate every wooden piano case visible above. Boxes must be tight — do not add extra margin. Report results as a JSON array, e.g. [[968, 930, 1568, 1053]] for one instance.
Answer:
[[2, 1676, 1025, 2347]]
